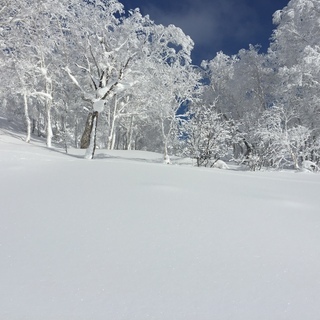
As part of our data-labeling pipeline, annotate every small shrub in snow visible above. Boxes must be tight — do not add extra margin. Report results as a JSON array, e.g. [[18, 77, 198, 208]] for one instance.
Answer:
[[302, 160, 319, 172], [212, 159, 229, 169]]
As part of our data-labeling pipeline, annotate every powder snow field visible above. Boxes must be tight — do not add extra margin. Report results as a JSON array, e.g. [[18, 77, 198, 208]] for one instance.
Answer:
[[1, 128, 320, 320]]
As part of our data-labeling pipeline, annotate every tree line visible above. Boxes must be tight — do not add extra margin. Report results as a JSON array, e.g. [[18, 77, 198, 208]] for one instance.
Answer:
[[1, 0, 319, 170]]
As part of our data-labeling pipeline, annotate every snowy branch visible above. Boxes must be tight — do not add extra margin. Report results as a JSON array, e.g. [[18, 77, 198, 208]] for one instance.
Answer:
[[62, 66, 93, 103], [62, 66, 81, 89], [101, 55, 135, 100], [30, 91, 52, 100]]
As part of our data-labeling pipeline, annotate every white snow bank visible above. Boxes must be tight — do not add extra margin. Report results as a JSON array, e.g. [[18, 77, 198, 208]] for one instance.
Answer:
[[302, 160, 319, 172], [212, 159, 229, 169], [1, 134, 320, 320]]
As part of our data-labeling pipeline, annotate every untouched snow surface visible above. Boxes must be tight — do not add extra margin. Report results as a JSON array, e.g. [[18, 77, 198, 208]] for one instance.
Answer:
[[1, 131, 320, 320]]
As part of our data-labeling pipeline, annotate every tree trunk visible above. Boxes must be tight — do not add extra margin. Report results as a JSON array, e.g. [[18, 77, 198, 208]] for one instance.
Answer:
[[74, 117, 79, 148], [32, 118, 36, 134], [163, 140, 171, 164], [62, 108, 68, 154], [127, 115, 134, 150], [44, 66, 53, 148], [23, 92, 31, 143], [289, 148, 300, 170], [161, 120, 171, 164], [110, 131, 116, 150], [243, 138, 253, 159], [80, 112, 95, 149], [84, 111, 99, 159], [46, 100, 53, 148], [107, 95, 118, 150]]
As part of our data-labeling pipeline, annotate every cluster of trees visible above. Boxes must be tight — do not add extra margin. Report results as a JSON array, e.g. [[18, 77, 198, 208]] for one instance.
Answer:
[[1, 0, 319, 170]]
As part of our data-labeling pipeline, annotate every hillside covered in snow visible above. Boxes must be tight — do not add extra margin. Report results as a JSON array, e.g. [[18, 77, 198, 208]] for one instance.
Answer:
[[1, 124, 320, 320]]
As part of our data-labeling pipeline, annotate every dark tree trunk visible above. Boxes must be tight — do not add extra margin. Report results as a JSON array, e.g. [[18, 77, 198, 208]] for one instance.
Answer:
[[80, 112, 95, 149], [90, 111, 99, 159], [243, 138, 253, 159], [82, 111, 99, 159], [32, 118, 36, 134]]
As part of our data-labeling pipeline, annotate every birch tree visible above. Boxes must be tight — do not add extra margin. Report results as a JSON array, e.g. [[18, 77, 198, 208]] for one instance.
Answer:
[[0, 0, 76, 146], [63, 5, 156, 158]]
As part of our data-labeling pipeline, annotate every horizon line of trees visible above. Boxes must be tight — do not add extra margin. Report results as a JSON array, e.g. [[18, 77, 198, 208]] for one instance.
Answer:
[[1, 0, 319, 170]]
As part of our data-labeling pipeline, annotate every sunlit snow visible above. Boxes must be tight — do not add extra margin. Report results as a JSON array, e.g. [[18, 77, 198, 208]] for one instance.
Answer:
[[1, 128, 320, 320]]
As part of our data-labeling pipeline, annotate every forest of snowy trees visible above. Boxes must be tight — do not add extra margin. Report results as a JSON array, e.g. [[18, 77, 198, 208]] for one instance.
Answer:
[[1, 0, 319, 169]]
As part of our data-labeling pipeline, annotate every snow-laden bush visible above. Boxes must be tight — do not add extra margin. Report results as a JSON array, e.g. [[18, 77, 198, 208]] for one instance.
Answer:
[[302, 160, 319, 172], [182, 104, 235, 167]]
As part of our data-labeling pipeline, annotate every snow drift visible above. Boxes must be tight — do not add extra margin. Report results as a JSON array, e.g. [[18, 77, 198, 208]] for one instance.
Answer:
[[1, 131, 320, 320]]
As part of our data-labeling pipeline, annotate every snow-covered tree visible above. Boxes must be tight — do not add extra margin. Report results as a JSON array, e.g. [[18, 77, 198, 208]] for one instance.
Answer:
[[182, 102, 235, 167], [271, 0, 320, 67], [148, 62, 201, 163], [201, 52, 237, 115], [62, 5, 200, 159], [246, 106, 313, 170], [200, 47, 275, 162], [269, 0, 320, 165], [0, 0, 79, 146]]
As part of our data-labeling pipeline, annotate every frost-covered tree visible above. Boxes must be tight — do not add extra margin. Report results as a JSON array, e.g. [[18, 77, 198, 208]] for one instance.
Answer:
[[182, 102, 235, 167], [230, 46, 274, 129], [62, 4, 200, 159], [200, 47, 275, 162], [62, 0, 130, 158], [271, 0, 320, 67], [245, 106, 313, 170], [1, 0, 201, 159], [271, 0, 320, 117], [0, 0, 79, 146], [201, 52, 237, 115], [122, 21, 201, 162], [270, 0, 320, 164], [147, 62, 201, 163]]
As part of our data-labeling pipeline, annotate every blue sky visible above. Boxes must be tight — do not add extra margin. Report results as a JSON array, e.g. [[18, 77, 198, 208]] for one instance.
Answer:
[[119, 0, 290, 64]]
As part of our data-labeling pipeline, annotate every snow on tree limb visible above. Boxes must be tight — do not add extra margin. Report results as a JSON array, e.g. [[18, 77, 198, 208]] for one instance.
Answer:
[[62, 66, 93, 102], [101, 55, 135, 100], [62, 66, 82, 90], [30, 91, 53, 100]]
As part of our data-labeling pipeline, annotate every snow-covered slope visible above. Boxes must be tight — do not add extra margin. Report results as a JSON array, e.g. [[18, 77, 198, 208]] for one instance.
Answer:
[[1, 131, 320, 320]]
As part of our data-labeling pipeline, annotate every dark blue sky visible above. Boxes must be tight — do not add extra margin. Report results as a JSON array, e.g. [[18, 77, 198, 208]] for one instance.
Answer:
[[119, 0, 290, 65]]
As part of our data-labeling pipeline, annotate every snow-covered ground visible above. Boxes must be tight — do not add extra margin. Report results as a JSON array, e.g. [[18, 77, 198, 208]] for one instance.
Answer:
[[1, 127, 320, 320]]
